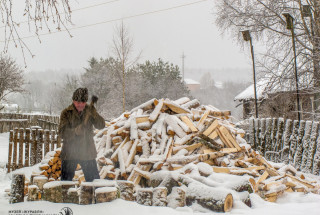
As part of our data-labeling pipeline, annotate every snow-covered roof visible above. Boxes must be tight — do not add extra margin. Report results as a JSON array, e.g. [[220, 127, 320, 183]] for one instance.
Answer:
[[234, 83, 266, 101], [184, 78, 200, 85], [235, 75, 309, 101]]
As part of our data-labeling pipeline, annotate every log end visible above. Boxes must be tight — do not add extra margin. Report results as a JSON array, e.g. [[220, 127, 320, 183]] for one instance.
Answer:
[[224, 194, 233, 212]]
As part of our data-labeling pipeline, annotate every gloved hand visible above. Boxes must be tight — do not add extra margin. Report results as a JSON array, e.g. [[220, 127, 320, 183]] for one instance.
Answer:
[[75, 124, 85, 135]]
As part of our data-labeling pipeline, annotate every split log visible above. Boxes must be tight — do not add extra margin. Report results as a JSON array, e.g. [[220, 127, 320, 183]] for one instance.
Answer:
[[10, 173, 25, 203], [136, 188, 153, 206], [117, 180, 135, 201], [43, 181, 63, 203], [167, 187, 186, 209], [152, 187, 168, 206], [181, 99, 200, 110], [95, 187, 118, 203]]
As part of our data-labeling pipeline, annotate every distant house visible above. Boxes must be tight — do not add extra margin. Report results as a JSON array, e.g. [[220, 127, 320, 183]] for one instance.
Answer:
[[0, 103, 19, 113], [184, 78, 201, 91], [235, 79, 314, 120]]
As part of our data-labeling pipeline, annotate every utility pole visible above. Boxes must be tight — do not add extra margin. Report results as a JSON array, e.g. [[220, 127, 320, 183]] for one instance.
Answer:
[[283, 13, 301, 121], [181, 52, 186, 81]]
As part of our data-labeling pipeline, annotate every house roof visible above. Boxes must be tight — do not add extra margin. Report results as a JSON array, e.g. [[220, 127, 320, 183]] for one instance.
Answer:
[[184, 78, 200, 85]]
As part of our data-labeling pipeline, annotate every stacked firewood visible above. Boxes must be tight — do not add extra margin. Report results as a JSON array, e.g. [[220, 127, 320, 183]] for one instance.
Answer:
[[27, 97, 319, 212], [38, 148, 62, 180]]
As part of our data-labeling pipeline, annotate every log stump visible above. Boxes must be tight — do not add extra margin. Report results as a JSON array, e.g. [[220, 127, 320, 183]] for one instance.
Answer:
[[117, 180, 134, 201], [79, 182, 94, 205], [43, 181, 63, 203], [95, 187, 118, 203], [33, 176, 48, 195], [136, 188, 153, 206], [27, 185, 40, 201], [61, 181, 76, 203], [10, 173, 25, 203], [167, 187, 186, 209], [67, 188, 79, 204], [152, 187, 167, 206]]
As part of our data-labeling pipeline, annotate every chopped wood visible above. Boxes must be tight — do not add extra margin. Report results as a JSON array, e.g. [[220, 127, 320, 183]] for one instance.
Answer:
[[257, 171, 269, 184], [180, 116, 198, 132], [203, 120, 219, 136], [197, 110, 210, 129], [163, 100, 191, 114], [220, 148, 238, 153]]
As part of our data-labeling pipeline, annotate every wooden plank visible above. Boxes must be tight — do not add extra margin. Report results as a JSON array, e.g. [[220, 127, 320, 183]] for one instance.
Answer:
[[197, 110, 210, 129], [12, 128, 18, 170], [220, 148, 238, 153], [136, 116, 149, 124], [216, 127, 233, 148], [18, 128, 24, 168], [219, 126, 241, 151], [209, 110, 231, 117], [7, 130, 13, 173], [149, 99, 164, 122], [203, 120, 219, 136], [180, 116, 198, 132], [285, 174, 315, 189], [24, 129, 30, 167], [163, 100, 190, 114], [208, 130, 219, 140], [257, 171, 269, 184], [111, 136, 129, 162], [212, 167, 230, 173], [184, 143, 202, 152], [203, 149, 217, 154]]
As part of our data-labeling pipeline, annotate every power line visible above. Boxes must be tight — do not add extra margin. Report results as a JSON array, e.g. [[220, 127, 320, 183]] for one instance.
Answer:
[[0, 0, 120, 29], [0, 0, 209, 43]]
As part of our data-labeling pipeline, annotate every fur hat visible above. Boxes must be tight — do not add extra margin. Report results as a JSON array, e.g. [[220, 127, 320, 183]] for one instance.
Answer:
[[72, 88, 88, 102]]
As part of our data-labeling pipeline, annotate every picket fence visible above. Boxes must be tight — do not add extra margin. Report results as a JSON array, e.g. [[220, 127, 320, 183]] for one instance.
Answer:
[[240, 118, 320, 175], [7, 127, 62, 173]]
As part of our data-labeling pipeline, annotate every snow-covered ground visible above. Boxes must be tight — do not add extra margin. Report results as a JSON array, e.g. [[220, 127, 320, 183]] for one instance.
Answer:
[[1, 132, 320, 215]]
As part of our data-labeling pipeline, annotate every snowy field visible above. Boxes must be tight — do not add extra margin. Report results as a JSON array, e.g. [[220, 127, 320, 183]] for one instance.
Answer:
[[1, 132, 320, 215]]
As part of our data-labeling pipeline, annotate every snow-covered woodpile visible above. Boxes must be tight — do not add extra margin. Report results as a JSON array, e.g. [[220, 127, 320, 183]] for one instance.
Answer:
[[15, 97, 320, 212]]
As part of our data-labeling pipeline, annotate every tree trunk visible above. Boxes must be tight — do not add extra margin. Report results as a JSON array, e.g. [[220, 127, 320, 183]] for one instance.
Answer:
[[167, 187, 186, 209], [79, 182, 94, 205], [95, 187, 118, 203]]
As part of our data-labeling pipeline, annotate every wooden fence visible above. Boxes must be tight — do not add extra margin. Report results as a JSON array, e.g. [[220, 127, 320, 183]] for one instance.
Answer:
[[240, 118, 320, 175], [7, 127, 62, 173], [0, 113, 59, 133]]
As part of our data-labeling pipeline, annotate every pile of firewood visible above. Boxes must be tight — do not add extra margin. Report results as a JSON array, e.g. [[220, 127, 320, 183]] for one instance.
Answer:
[[26, 97, 320, 212], [38, 148, 62, 180]]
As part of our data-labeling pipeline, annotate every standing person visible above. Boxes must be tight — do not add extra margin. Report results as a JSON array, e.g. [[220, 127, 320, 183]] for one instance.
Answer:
[[58, 88, 105, 182]]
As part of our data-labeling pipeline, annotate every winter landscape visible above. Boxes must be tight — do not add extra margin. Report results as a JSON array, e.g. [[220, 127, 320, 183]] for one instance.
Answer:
[[1, 0, 320, 215]]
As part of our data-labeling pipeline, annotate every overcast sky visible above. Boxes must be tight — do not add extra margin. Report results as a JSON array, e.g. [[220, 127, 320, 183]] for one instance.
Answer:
[[5, 0, 252, 75]]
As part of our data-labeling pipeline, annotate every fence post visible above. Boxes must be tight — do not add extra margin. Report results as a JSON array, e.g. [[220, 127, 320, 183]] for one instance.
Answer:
[[305, 122, 319, 173], [51, 130, 56, 151], [289, 120, 300, 165], [282, 119, 293, 164], [274, 118, 284, 163], [18, 128, 24, 169], [300, 121, 315, 172], [254, 119, 260, 152], [265, 118, 273, 159], [269, 118, 279, 162], [260, 118, 266, 156], [12, 128, 19, 171], [7, 130, 13, 173], [44, 130, 50, 156], [30, 128, 37, 166], [37, 129, 44, 164], [294, 120, 307, 170], [24, 128, 31, 167], [248, 118, 255, 148]]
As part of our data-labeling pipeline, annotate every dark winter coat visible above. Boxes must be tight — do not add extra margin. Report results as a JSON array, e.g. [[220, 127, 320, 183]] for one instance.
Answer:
[[58, 103, 105, 160]]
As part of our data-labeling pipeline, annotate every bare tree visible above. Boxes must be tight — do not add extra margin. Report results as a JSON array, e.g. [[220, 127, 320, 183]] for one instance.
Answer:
[[111, 21, 141, 112], [215, 0, 320, 115], [0, 0, 72, 65], [0, 55, 24, 110]]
